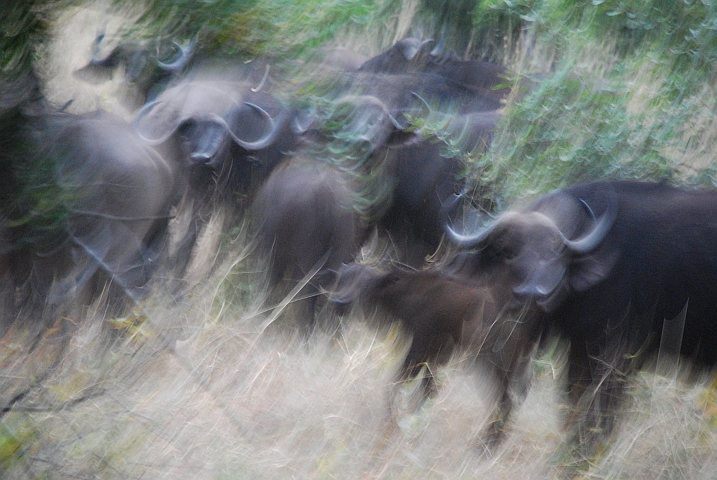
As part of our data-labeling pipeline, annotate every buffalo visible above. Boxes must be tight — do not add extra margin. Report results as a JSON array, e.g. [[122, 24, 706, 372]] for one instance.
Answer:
[[133, 76, 298, 279], [373, 110, 501, 265], [252, 156, 364, 334], [447, 179, 717, 450], [346, 71, 503, 118], [1, 76, 177, 327], [73, 34, 195, 110], [321, 93, 501, 267], [322, 41, 508, 266], [358, 37, 511, 104], [331, 262, 539, 451], [357, 38, 434, 75]]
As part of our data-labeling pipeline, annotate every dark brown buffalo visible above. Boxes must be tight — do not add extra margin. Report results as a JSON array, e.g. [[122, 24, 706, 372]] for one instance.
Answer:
[[1, 76, 177, 327], [357, 37, 511, 104], [74, 34, 195, 110], [134, 76, 299, 280], [347, 71, 503, 117], [447, 179, 717, 451], [357, 38, 434, 74], [34, 112, 174, 302], [328, 93, 501, 267], [374, 110, 501, 266], [331, 262, 540, 450], [252, 157, 363, 334]]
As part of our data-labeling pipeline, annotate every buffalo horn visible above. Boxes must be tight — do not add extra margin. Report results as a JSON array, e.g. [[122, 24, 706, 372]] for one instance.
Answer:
[[560, 199, 617, 253], [444, 211, 520, 248], [134, 100, 186, 146], [207, 102, 279, 151], [410, 91, 432, 116], [335, 94, 406, 130], [251, 64, 271, 92], [399, 38, 421, 61], [400, 38, 433, 60], [157, 40, 195, 71]]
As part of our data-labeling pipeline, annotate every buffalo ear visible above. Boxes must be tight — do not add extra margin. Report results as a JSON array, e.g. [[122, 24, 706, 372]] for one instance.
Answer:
[[568, 248, 619, 292]]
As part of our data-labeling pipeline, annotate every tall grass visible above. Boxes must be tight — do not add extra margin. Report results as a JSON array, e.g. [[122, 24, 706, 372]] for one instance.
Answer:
[[3, 1, 717, 478], [2, 223, 717, 478]]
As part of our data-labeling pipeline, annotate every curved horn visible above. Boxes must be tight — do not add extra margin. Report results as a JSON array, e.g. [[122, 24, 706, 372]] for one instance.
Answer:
[[410, 91, 432, 116], [445, 213, 511, 248], [397, 38, 421, 60], [430, 32, 445, 56], [134, 100, 182, 146], [335, 94, 406, 130], [292, 107, 316, 134], [439, 192, 463, 223], [157, 39, 195, 71], [419, 38, 435, 50], [206, 102, 279, 151], [399, 38, 433, 60], [561, 198, 617, 253], [251, 64, 271, 92]]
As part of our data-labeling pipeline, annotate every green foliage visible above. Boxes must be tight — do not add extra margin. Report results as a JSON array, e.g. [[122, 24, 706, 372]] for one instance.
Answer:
[[4, 0, 717, 228], [473, 63, 675, 201], [222, 0, 378, 60], [0, 418, 36, 472], [0, 1, 49, 78], [123, 0, 381, 62], [462, 0, 717, 205], [126, 0, 257, 54]]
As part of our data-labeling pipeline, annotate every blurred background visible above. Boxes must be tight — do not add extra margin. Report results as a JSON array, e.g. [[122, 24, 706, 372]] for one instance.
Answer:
[[2, 0, 717, 478]]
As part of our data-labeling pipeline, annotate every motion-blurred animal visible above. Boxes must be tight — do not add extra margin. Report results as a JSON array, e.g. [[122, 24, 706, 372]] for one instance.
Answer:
[[357, 38, 434, 74], [331, 262, 539, 450], [448, 179, 717, 449], [2, 77, 177, 325], [374, 110, 501, 265], [358, 37, 511, 103], [74, 34, 194, 109], [133, 76, 299, 278], [324, 93, 501, 266], [252, 157, 363, 334]]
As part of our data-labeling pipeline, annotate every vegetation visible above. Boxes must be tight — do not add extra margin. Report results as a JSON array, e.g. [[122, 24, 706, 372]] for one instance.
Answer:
[[3, 0, 717, 478], [468, 0, 717, 203]]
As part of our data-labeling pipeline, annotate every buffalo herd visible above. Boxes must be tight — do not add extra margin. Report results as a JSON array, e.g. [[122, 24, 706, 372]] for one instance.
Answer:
[[4, 36, 717, 456]]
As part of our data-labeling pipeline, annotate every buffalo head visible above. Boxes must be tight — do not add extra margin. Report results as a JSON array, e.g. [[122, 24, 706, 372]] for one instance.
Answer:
[[446, 186, 618, 312], [73, 34, 195, 108], [134, 80, 288, 172], [357, 38, 434, 74]]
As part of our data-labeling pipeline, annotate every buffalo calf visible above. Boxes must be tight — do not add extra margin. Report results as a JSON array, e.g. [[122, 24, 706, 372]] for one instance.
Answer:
[[331, 263, 540, 450]]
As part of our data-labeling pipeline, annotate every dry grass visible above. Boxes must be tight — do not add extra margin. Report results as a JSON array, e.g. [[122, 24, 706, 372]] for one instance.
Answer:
[[3, 231, 717, 479], [4, 3, 717, 478]]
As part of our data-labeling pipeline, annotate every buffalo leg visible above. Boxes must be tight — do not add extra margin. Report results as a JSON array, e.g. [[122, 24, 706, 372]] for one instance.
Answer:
[[563, 336, 630, 457], [564, 341, 592, 431], [293, 280, 321, 338], [389, 331, 448, 417], [475, 364, 514, 454]]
